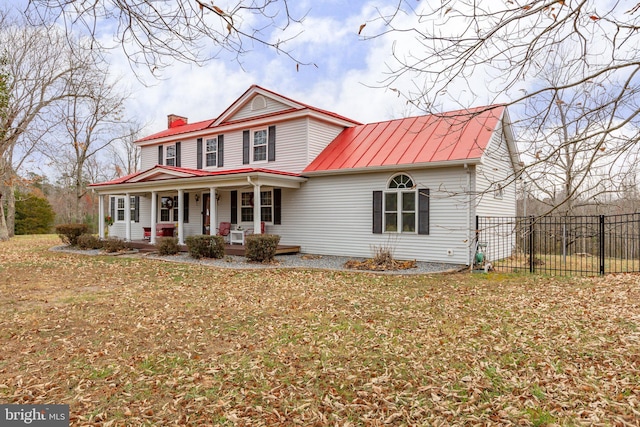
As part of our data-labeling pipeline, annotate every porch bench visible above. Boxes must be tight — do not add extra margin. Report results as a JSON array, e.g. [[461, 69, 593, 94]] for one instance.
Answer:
[[155, 224, 175, 237]]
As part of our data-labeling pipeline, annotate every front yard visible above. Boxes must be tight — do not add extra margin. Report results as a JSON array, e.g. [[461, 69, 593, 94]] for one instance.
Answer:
[[1, 235, 639, 426]]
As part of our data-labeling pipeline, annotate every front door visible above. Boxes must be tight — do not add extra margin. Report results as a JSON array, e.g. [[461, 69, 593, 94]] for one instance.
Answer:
[[202, 193, 210, 234]]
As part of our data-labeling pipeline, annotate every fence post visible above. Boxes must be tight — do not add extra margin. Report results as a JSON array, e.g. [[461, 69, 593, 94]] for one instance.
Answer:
[[529, 215, 535, 273], [599, 215, 605, 275]]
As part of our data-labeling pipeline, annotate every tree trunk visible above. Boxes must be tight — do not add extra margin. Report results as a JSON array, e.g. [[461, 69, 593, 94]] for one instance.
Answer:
[[6, 187, 15, 237], [0, 192, 8, 241]]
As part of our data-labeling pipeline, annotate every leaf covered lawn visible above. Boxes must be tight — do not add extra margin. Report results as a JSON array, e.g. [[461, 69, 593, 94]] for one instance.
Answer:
[[1, 235, 640, 426]]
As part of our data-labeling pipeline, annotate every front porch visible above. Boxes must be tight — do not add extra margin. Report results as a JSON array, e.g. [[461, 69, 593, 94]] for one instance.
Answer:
[[128, 240, 301, 256]]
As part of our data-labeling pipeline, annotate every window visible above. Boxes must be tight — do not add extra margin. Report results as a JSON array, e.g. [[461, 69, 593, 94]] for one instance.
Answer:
[[384, 174, 416, 233], [206, 138, 217, 167], [241, 191, 273, 222], [160, 196, 173, 222], [253, 129, 267, 162], [116, 197, 125, 221], [111, 196, 139, 223], [166, 145, 176, 166]]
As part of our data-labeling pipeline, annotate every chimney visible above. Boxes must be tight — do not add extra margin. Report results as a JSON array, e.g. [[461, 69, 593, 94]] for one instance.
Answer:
[[167, 114, 188, 129]]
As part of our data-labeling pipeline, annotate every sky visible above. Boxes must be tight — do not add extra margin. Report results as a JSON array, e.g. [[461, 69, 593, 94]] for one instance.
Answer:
[[98, 0, 494, 137]]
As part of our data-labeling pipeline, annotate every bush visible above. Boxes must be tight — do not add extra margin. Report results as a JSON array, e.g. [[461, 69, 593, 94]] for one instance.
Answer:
[[77, 233, 103, 250], [157, 237, 179, 256], [245, 234, 280, 262], [185, 235, 225, 259], [102, 237, 130, 253], [15, 191, 55, 235], [55, 223, 89, 246]]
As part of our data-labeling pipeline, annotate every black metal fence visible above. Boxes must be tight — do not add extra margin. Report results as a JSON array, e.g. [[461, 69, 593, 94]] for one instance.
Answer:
[[476, 213, 640, 276]]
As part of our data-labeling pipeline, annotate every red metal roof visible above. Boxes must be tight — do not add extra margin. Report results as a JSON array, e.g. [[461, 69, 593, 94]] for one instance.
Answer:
[[137, 119, 215, 142], [90, 165, 302, 187], [303, 105, 505, 173]]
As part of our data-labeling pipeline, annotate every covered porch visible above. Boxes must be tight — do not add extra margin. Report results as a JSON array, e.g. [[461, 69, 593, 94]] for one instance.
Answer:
[[90, 166, 307, 246]]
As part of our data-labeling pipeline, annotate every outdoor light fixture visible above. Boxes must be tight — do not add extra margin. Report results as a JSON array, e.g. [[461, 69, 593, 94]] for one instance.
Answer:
[[195, 193, 200, 202]]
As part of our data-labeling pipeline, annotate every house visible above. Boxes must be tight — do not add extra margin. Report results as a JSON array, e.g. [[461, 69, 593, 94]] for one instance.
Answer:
[[90, 85, 520, 265]]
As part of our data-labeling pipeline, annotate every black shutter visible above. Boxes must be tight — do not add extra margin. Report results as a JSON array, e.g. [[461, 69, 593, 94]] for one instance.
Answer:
[[110, 196, 115, 221], [158, 145, 163, 165], [268, 125, 276, 162], [217, 135, 224, 167], [230, 190, 238, 224], [273, 188, 282, 225], [196, 138, 203, 169], [418, 188, 430, 235], [175, 141, 182, 167], [134, 196, 140, 222], [373, 191, 382, 234], [184, 193, 189, 223], [242, 130, 250, 164]]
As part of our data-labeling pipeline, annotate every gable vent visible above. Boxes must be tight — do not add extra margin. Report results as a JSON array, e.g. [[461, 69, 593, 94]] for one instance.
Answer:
[[251, 95, 267, 111]]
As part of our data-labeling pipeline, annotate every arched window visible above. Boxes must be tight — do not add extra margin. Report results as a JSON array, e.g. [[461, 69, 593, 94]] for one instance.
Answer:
[[384, 174, 416, 232], [373, 174, 429, 235], [251, 95, 267, 111]]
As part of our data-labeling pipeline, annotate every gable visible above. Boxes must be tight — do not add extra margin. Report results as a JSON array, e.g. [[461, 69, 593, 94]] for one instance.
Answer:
[[226, 94, 295, 123]]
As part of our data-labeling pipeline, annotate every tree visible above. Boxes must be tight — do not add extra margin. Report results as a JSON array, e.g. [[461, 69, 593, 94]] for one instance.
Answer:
[[43, 66, 137, 223], [14, 190, 55, 235], [0, 10, 98, 240], [26, 0, 307, 76], [365, 1, 640, 213]]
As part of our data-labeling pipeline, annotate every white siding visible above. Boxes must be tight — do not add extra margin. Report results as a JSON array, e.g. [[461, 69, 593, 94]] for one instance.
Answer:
[[270, 168, 473, 264], [307, 119, 346, 164], [230, 96, 292, 121], [140, 145, 158, 170], [474, 122, 518, 262]]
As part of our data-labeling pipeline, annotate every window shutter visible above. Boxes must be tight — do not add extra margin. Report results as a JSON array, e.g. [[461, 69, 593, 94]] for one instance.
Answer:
[[158, 145, 163, 165], [230, 190, 238, 224], [373, 191, 382, 234], [134, 196, 140, 222], [175, 141, 181, 167], [242, 130, 250, 164], [184, 193, 189, 223], [273, 188, 282, 225], [268, 125, 276, 162], [196, 138, 203, 169], [217, 135, 224, 167], [110, 196, 115, 221], [418, 188, 430, 235]]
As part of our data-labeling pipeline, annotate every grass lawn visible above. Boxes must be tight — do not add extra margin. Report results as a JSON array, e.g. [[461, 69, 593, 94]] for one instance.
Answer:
[[1, 235, 640, 426]]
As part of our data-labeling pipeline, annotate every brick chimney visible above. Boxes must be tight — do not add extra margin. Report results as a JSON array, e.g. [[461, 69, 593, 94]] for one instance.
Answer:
[[167, 114, 188, 129]]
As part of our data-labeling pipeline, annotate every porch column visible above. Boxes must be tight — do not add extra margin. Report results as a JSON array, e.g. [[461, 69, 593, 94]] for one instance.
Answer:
[[98, 194, 105, 239], [253, 182, 262, 234], [177, 189, 184, 245], [124, 192, 131, 241], [150, 191, 157, 244], [209, 187, 216, 236]]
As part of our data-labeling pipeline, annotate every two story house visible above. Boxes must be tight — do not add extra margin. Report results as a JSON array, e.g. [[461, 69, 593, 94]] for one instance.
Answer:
[[90, 85, 520, 265]]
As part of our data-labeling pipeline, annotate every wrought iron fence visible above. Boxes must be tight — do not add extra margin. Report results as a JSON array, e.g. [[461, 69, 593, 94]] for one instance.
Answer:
[[476, 213, 640, 276]]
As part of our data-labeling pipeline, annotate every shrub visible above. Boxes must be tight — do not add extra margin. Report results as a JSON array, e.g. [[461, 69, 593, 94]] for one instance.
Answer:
[[185, 235, 225, 259], [15, 191, 55, 235], [102, 237, 130, 253], [55, 223, 89, 246], [157, 237, 179, 256], [77, 233, 103, 250], [245, 234, 280, 262]]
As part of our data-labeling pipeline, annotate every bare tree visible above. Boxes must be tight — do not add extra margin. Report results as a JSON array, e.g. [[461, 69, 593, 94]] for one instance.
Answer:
[[364, 1, 640, 213], [0, 11, 97, 240], [25, 0, 308, 76], [110, 124, 143, 178], [43, 68, 137, 222]]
